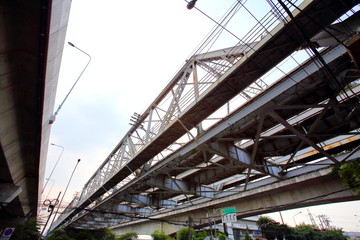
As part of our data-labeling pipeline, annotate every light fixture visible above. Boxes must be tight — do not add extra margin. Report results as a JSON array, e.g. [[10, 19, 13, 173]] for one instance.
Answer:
[[49, 42, 91, 124], [42, 143, 64, 193], [187, 0, 197, 10]]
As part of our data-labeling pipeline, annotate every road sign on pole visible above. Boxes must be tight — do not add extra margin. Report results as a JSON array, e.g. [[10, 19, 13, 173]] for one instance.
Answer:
[[220, 208, 237, 223], [221, 213, 237, 223], [220, 208, 236, 215], [0, 228, 15, 240]]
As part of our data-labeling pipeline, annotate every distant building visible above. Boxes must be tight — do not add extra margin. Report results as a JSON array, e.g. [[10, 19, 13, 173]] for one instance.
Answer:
[[345, 232, 360, 240]]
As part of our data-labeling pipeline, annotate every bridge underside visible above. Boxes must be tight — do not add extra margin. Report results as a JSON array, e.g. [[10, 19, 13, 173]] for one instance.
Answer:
[[111, 166, 359, 235], [0, 0, 70, 227], [53, 0, 360, 232]]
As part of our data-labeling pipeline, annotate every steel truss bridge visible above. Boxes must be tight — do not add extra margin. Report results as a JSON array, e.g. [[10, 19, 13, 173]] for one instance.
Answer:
[[52, 0, 360, 231]]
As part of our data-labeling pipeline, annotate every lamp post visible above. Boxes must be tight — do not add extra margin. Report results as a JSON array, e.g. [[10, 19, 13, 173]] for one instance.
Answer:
[[49, 42, 91, 124], [46, 159, 81, 237], [38, 191, 61, 240], [42, 143, 64, 194], [44, 178, 55, 200], [293, 211, 302, 226]]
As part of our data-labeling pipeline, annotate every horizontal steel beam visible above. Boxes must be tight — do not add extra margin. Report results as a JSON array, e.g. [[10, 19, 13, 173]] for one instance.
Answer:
[[146, 175, 214, 198]]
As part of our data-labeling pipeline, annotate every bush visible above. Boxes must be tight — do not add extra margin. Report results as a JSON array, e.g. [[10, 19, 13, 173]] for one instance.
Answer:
[[116, 232, 138, 240], [215, 231, 227, 240], [152, 230, 173, 240], [194, 231, 208, 240], [11, 218, 42, 240], [337, 159, 360, 196], [177, 228, 195, 240], [99, 227, 116, 240], [46, 228, 74, 240]]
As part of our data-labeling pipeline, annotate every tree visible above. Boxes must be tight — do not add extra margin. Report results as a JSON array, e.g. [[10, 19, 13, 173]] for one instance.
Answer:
[[152, 229, 174, 240], [256, 216, 276, 239], [99, 227, 116, 240], [317, 228, 346, 240], [116, 232, 138, 240], [337, 159, 360, 196], [177, 227, 195, 240], [256, 216, 276, 230], [256, 216, 293, 240], [11, 217, 42, 240], [294, 224, 317, 240], [194, 231, 208, 240], [46, 228, 74, 240], [215, 231, 227, 240]]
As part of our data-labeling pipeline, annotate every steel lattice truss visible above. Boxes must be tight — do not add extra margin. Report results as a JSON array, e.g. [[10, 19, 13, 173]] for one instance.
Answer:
[[52, 0, 360, 230]]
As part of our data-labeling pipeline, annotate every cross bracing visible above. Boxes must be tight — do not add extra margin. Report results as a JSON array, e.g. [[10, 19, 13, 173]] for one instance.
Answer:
[[51, 0, 360, 230]]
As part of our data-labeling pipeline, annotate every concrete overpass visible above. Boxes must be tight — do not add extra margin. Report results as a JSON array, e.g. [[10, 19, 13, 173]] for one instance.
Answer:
[[51, 0, 360, 234], [110, 158, 360, 235], [0, 0, 71, 227]]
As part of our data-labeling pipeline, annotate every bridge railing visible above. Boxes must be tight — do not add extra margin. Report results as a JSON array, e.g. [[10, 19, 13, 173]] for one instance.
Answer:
[[72, 0, 304, 212]]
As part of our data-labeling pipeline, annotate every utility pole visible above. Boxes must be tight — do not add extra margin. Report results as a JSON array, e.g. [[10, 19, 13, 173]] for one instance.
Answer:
[[188, 216, 193, 240], [207, 213, 214, 240]]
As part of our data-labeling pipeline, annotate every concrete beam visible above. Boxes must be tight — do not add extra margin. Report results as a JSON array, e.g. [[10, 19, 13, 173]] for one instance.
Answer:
[[116, 194, 176, 208], [0, 184, 22, 205], [98, 204, 151, 216], [113, 168, 360, 235]]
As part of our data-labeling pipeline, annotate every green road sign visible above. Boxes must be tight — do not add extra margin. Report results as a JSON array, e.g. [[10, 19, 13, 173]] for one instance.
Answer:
[[220, 208, 236, 215]]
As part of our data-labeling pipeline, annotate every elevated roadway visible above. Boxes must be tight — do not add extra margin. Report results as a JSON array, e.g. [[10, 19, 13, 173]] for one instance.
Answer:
[[52, 0, 360, 233], [0, 0, 71, 227]]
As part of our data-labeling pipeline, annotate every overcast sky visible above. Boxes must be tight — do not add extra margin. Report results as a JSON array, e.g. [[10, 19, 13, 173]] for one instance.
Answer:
[[43, 0, 360, 232]]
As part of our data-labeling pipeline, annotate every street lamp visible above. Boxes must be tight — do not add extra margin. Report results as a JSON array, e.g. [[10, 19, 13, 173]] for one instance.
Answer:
[[46, 159, 81, 237], [49, 42, 91, 124], [44, 178, 55, 200], [186, 0, 197, 9], [42, 143, 64, 193], [293, 211, 302, 226]]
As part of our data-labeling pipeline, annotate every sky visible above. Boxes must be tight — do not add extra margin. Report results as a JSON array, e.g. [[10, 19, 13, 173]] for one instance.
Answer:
[[43, 0, 360, 232]]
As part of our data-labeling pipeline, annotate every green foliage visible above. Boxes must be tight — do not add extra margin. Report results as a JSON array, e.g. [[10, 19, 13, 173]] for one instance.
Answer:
[[294, 224, 317, 240], [215, 231, 227, 240], [337, 159, 360, 195], [316, 228, 346, 240], [63, 227, 115, 240], [152, 229, 173, 240], [116, 231, 138, 240], [256, 215, 294, 240], [256, 215, 276, 230], [99, 227, 116, 240], [11, 217, 42, 240], [289, 224, 347, 240], [177, 227, 195, 240], [194, 231, 208, 240], [46, 228, 75, 240]]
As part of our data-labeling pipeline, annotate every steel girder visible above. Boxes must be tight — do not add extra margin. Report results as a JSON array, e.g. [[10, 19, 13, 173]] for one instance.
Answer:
[[57, 41, 359, 230], [52, 0, 360, 230]]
